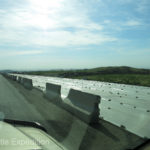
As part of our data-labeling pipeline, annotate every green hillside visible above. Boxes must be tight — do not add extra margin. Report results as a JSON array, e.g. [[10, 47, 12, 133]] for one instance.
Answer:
[[18, 66, 150, 87]]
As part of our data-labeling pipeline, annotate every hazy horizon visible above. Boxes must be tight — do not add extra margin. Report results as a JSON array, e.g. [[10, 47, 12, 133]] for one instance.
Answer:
[[0, 0, 150, 70], [1, 65, 150, 72]]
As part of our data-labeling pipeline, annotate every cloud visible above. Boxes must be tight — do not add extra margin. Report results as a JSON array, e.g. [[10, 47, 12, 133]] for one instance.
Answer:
[[0, 50, 43, 56], [0, 28, 117, 47], [136, 0, 150, 13], [15, 50, 43, 55], [0, 0, 116, 47], [115, 0, 135, 4], [125, 20, 142, 26]]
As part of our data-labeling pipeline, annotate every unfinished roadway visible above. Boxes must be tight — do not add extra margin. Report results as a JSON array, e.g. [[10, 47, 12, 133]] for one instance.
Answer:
[[0, 74, 146, 150]]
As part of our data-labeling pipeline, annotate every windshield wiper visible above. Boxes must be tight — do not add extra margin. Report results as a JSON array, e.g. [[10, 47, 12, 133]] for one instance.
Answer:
[[2, 119, 47, 133]]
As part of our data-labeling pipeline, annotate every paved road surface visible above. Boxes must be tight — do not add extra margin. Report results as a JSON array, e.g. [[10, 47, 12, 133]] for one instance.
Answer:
[[0, 74, 43, 121]]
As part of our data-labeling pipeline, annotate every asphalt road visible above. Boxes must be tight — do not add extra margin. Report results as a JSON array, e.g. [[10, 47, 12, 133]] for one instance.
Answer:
[[0, 74, 145, 150], [0, 74, 44, 121]]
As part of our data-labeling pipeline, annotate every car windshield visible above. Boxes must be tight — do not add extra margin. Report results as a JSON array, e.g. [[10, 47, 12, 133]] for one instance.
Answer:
[[0, 0, 150, 150]]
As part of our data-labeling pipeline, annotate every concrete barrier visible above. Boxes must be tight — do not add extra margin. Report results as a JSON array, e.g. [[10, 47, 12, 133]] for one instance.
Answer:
[[44, 83, 62, 104], [3, 74, 9, 78], [10, 75, 13, 80], [5, 74, 16, 81], [63, 89, 100, 124], [9, 75, 13, 80], [12, 75, 17, 81], [18, 77, 23, 83], [22, 78, 33, 90]]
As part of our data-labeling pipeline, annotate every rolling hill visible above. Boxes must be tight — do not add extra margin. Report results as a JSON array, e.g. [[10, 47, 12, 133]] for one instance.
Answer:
[[15, 66, 150, 87]]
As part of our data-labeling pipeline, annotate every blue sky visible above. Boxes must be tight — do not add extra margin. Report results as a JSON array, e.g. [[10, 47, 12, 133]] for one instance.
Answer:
[[0, 0, 150, 70]]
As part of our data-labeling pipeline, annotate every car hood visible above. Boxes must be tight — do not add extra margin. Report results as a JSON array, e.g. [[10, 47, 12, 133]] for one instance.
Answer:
[[0, 121, 65, 150]]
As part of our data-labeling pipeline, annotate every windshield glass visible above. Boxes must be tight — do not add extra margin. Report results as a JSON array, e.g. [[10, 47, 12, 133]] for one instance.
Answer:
[[0, 0, 150, 150]]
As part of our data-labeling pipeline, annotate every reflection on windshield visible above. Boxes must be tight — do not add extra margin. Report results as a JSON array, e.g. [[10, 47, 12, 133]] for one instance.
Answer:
[[0, 0, 150, 149]]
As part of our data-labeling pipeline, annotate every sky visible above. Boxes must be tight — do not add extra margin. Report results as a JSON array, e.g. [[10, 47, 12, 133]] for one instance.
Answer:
[[0, 0, 150, 70]]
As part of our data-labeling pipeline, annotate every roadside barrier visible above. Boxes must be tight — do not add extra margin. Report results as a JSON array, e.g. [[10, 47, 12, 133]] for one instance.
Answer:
[[44, 83, 62, 104], [63, 89, 100, 124], [12, 75, 17, 81], [18, 76, 22, 83], [22, 78, 33, 90]]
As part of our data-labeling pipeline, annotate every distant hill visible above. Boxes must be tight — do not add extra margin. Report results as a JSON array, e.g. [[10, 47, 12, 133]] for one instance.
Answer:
[[13, 66, 150, 87], [21, 66, 150, 77], [0, 70, 14, 73], [91, 66, 150, 75]]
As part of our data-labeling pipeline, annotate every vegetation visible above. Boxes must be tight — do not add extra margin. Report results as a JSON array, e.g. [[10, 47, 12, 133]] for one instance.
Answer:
[[17, 66, 150, 87], [74, 74, 150, 87]]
